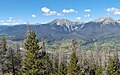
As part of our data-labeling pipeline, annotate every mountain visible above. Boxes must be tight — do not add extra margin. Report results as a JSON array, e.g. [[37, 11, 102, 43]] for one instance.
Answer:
[[0, 17, 120, 44], [91, 17, 117, 24], [48, 19, 83, 26], [48, 19, 84, 31]]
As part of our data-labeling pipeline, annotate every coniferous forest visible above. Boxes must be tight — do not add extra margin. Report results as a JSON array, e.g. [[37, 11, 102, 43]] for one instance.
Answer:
[[1, 0, 120, 75], [0, 29, 120, 75]]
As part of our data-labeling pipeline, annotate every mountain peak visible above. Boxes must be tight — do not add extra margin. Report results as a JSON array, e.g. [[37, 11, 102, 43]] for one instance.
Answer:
[[48, 19, 76, 26], [92, 17, 117, 24]]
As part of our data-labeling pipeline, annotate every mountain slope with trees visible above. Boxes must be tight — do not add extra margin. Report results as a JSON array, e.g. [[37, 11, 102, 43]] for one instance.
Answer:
[[0, 17, 120, 43]]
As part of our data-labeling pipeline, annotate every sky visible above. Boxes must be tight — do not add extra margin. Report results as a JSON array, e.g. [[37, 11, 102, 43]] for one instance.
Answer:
[[0, 0, 120, 25]]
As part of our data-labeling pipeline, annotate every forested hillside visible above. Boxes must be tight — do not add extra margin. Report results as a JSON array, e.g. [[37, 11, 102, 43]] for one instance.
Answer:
[[0, 30, 120, 75], [1, 17, 120, 43], [1, 0, 120, 75]]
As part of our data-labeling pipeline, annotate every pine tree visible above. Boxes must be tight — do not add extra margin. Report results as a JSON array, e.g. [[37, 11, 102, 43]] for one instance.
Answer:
[[40, 53, 53, 75], [39, 40, 53, 75], [5, 47, 17, 75], [67, 40, 79, 75], [3, 43, 22, 75], [0, 34, 7, 75], [58, 61, 67, 75], [51, 57, 59, 75], [21, 30, 52, 75], [95, 66, 103, 75], [89, 64, 96, 75], [21, 31, 42, 75], [16, 43, 22, 75], [107, 58, 120, 75], [1, 34, 7, 53], [67, 52, 78, 75]]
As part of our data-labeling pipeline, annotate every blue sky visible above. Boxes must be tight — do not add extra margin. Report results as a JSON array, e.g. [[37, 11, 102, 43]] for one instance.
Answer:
[[0, 0, 120, 25]]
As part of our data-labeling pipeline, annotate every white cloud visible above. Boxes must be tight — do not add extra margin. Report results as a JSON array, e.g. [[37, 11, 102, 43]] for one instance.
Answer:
[[76, 17, 81, 20], [4, 17, 17, 23], [0, 21, 21, 25], [114, 11, 120, 15], [0, 20, 5, 22], [9, 17, 13, 19], [84, 14, 90, 18], [2, 23, 9, 25], [0, 17, 22, 25], [62, 9, 77, 13], [7, 19, 12, 22], [41, 7, 63, 16], [32, 14, 37, 18], [1, 22, 20, 25], [44, 11, 57, 16], [7, 19, 16, 23], [106, 7, 119, 12], [41, 7, 50, 13], [106, 7, 120, 15], [84, 9, 91, 12], [57, 13, 63, 16]]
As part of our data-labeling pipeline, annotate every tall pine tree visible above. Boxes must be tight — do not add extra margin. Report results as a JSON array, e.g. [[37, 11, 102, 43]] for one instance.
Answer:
[[5, 47, 18, 75], [0, 34, 7, 75], [95, 66, 103, 75], [51, 57, 59, 75], [16, 43, 22, 75], [89, 64, 96, 75], [21, 31, 42, 75], [107, 58, 120, 75], [58, 61, 67, 75], [21, 30, 52, 75], [67, 52, 78, 75], [67, 40, 79, 75]]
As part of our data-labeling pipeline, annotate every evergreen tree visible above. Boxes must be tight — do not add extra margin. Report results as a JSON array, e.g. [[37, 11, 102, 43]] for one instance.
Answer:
[[95, 66, 103, 75], [39, 40, 53, 75], [16, 43, 22, 75], [107, 58, 120, 75], [67, 52, 78, 75], [58, 61, 67, 75], [21, 31, 42, 75], [0, 34, 7, 75], [3, 43, 22, 75], [51, 57, 59, 75], [40, 53, 53, 75], [1, 34, 7, 53], [5, 47, 18, 75], [21, 30, 52, 75], [89, 64, 96, 75]]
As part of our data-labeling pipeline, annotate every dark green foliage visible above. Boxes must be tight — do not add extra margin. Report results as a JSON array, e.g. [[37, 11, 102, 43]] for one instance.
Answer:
[[1, 29, 120, 75], [0, 34, 7, 74], [95, 66, 103, 75], [58, 61, 67, 75], [67, 52, 78, 75], [15, 43, 22, 75], [5, 47, 18, 75], [107, 58, 120, 75], [21, 30, 52, 75], [3, 43, 22, 75], [1, 34, 7, 52], [21, 31, 42, 75], [40, 53, 53, 75], [89, 64, 96, 75], [51, 58, 59, 75]]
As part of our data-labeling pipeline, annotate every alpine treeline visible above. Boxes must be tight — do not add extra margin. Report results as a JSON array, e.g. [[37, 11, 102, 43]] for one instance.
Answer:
[[0, 30, 120, 75]]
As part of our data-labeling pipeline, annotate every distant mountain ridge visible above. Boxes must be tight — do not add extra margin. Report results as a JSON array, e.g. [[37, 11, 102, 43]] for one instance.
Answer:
[[0, 17, 120, 43]]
